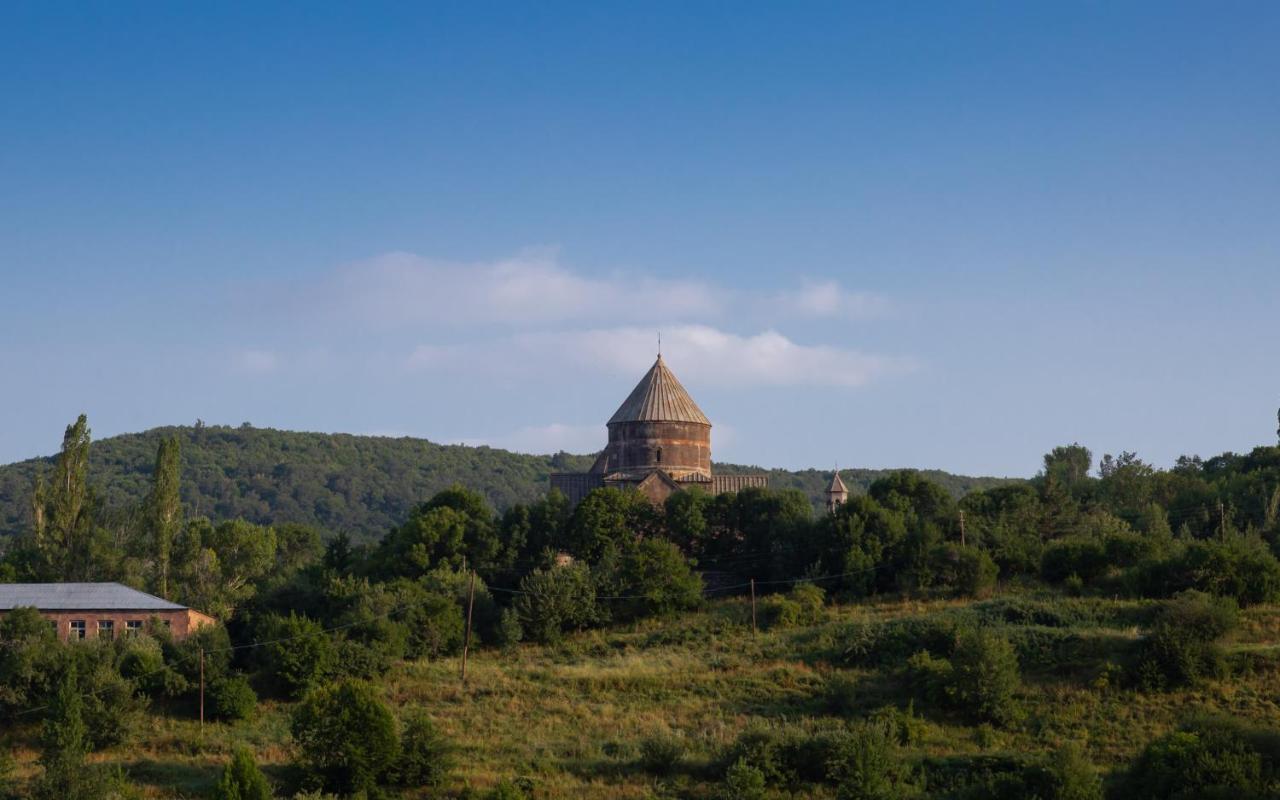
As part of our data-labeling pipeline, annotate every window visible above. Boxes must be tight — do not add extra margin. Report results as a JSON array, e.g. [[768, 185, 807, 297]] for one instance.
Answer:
[[69, 620, 86, 640], [125, 620, 143, 636], [656, 447, 663, 464], [98, 620, 114, 639]]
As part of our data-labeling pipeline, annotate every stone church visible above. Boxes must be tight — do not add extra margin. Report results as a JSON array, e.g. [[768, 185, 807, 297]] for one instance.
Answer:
[[550, 355, 769, 505]]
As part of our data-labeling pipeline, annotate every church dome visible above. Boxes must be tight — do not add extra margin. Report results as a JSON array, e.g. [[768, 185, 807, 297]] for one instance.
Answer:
[[607, 355, 711, 426]]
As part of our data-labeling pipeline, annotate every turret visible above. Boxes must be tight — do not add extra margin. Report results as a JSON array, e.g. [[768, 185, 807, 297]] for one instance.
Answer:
[[826, 469, 848, 513]]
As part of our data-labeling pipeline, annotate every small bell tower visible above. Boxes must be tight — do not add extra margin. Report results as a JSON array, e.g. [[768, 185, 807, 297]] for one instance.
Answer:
[[826, 468, 849, 514]]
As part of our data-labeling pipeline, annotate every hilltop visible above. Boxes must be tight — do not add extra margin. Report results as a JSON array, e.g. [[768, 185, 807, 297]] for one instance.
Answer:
[[0, 423, 1016, 540]]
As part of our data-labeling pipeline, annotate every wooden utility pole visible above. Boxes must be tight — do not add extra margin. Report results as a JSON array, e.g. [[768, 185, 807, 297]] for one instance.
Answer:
[[461, 570, 477, 683], [749, 579, 757, 636], [1219, 501, 1227, 541], [198, 647, 205, 731], [959, 511, 966, 548]]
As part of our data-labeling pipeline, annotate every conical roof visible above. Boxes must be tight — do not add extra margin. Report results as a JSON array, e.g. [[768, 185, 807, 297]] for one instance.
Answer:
[[607, 355, 711, 426], [828, 471, 848, 494]]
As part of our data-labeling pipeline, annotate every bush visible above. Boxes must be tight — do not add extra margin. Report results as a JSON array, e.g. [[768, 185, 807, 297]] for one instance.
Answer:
[[291, 681, 400, 796], [827, 720, 916, 800], [720, 758, 767, 800], [948, 629, 1020, 725], [212, 748, 272, 800], [791, 583, 827, 624], [1134, 539, 1280, 606], [718, 723, 791, 786], [930, 545, 999, 598], [258, 613, 336, 699], [515, 564, 598, 644], [1041, 538, 1108, 584], [638, 733, 685, 775], [208, 675, 257, 722], [1131, 591, 1239, 690], [403, 594, 465, 660], [760, 595, 802, 629], [396, 714, 452, 787], [1120, 716, 1280, 799], [922, 745, 1100, 800], [825, 672, 860, 715], [840, 615, 960, 667]]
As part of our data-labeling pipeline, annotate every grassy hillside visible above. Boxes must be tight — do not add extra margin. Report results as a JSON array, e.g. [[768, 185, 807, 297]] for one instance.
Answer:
[[0, 424, 1016, 541], [8, 590, 1278, 798]]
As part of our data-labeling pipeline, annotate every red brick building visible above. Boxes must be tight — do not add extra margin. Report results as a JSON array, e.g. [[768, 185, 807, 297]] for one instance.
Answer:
[[0, 582, 216, 641], [551, 355, 768, 505]]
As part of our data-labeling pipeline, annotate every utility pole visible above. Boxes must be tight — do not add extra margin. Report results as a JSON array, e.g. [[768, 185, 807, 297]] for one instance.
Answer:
[[959, 510, 966, 548], [461, 570, 477, 683], [198, 647, 205, 732], [1219, 501, 1227, 541], [749, 579, 757, 637]]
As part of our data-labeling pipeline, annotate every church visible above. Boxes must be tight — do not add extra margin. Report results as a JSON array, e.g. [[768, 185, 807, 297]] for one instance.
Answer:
[[550, 354, 769, 505]]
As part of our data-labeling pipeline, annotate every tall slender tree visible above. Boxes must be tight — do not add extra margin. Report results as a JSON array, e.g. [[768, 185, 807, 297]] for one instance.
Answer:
[[147, 436, 183, 599], [34, 415, 94, 579]]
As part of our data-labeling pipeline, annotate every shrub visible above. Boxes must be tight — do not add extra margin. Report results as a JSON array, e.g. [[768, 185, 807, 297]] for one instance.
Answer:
[[638, 733, 685, 775], [515, 564, 598, 644], [718, 723, 791, 786], [720, 758, 767, 800], [826, 720, 916, 800], [1131, 591, 1239, 690], [0, 607, 61, 711], [403, 594, 465, 660], [290, 681, 400, 796], [1041, 538, 1108, 584], [486, 782, 529, 800], [839, 615, 960, 667], [494, 607, 523, 651], [931, 545, 998, 598], [257, 613, 336, 699], [1120, 716, 1280, 799], [948, 629, 1020, 725], [922, 746, 1100, 800], [208, 675, 257, 722], [1134, 539, 1280, 606], [396, 714, 452, 787], [825, 672, 860, 715], [791, 582, 827, 624], [212, 748, 272, 800], [760, 595, 802, 629]]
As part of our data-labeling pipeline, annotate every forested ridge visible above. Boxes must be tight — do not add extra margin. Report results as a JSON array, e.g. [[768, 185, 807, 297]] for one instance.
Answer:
[[0, 423, 1013, 541]]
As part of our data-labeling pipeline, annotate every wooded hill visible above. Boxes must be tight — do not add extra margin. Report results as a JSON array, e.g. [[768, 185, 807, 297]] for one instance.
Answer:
[[0, 423, 1014, 541]]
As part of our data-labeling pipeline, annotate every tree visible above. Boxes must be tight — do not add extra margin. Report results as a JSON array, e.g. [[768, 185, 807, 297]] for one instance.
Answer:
[[32, 416, 95, 580], [258, 613, 336, 698], [0, 607, 61, 712], [146, 436, 182, 599], [395, 714, 452, 787], [814, 496, 907, 596], [29, 663, 115, 800], [1042, 444, 1093, 491], [607, 538, 703, 621], [291, 681, 400, 796], [515, 563, 599, 644], [948, 628, 1021, 725], [212, 748, 272, 800]]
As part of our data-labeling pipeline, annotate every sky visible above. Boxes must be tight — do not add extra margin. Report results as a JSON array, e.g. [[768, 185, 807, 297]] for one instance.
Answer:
[[1, 2, 1277, 477]]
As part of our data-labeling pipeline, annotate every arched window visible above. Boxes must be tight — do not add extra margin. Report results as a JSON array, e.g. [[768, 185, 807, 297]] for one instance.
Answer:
[[656, 447, 663, 464]]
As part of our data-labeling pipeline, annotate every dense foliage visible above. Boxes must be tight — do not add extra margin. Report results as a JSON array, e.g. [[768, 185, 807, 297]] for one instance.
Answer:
[[3, 418, 1280, 797], [0, 423, 1011, 541]]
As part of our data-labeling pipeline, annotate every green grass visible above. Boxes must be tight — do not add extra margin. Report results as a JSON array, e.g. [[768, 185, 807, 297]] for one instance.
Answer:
[[11, 591, 1280, 798]]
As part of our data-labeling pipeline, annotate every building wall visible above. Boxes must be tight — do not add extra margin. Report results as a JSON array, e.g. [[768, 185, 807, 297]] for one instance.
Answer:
[[40, 608, 215, 642], [603, 420, 711, 479]]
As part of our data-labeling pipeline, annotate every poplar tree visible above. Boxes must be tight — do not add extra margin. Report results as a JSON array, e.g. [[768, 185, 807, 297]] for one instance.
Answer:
[[148, 436, 183, 599], [33, 415, 93, 579]]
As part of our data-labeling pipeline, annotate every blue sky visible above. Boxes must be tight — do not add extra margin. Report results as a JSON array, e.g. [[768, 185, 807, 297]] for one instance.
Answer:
[[1, 2, 1277, 476]]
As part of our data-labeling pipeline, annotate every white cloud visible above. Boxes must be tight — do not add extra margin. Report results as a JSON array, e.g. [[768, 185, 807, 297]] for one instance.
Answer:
[[777, 280, 891, 319], [408, 324, 915, 389], [304, 250, 722, 327], [458, 422, 602, 455], [235, 349, 279, 374]]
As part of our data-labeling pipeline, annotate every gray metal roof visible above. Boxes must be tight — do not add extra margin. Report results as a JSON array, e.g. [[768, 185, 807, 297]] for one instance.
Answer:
[[607, 355, 711, 426], [0, 583, 188, 612]]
